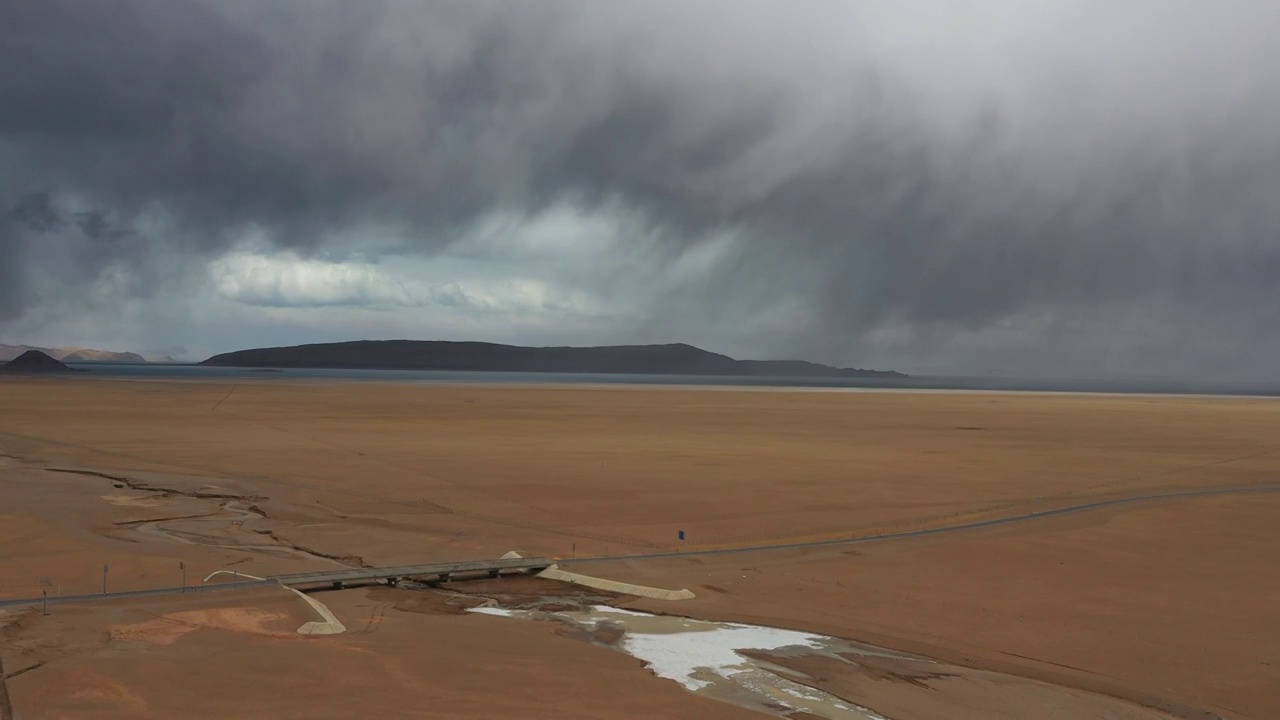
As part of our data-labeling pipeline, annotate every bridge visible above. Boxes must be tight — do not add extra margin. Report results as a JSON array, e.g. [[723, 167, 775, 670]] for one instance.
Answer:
[[0, 556, 553, 610], [269, 556, 553, 590]]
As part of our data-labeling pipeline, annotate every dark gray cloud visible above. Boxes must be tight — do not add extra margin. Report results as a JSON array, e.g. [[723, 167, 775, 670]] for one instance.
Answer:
[[3, 0, 1279, 377]]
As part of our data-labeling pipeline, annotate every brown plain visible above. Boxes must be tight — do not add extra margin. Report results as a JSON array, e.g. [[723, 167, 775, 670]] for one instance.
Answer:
[[1, 377, 1278, 719]]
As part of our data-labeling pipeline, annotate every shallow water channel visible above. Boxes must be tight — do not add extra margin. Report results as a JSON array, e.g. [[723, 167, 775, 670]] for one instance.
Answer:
[[468, 604, 918, 719]]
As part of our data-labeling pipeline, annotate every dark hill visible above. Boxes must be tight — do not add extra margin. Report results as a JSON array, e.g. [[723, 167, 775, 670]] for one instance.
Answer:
[[1, 350, 77, 373], [200, 340, 905, 378], [60, 350, 146, 363]]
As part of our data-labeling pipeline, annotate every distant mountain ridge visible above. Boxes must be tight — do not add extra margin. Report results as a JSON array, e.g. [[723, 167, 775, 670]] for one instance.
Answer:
[[201, 340, 905, 378], [0, 344, 147, 363]]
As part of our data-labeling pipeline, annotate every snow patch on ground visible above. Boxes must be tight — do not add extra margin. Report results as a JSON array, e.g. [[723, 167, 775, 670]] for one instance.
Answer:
[[467, 603, 893, 718], [588, 605, 653, 617], [622, 624, 826, 690], [467, 606, 519, 618]]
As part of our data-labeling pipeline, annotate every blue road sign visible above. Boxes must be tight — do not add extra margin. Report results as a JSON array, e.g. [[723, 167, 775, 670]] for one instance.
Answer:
[[678, 530, 685, 541]]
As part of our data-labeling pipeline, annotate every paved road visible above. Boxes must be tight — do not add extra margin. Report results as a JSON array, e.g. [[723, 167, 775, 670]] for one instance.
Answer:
[[565, 483, 1280, 566], [0, 558, 550, 610], [3, 484, 1276, 609], [0, 578, 276, 610]]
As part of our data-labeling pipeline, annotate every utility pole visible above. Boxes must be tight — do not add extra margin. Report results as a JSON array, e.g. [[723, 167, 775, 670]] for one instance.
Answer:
[[42, 589, 48, 616], [102, 563, 109, 594], [180, 562, 186, 593]]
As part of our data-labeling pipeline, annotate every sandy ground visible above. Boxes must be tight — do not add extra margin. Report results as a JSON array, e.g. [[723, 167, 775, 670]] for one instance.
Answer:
[[602, 493, 1280, 718], [1, 377, 1278, 718], [3, 581, 750, 720]]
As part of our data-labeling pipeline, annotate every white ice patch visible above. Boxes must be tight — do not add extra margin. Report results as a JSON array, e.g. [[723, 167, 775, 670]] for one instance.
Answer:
[[589, 605, 655, 617], [622, 624, 826, 691], [465, 604, 892, 719], [467, 606, 519, 618]]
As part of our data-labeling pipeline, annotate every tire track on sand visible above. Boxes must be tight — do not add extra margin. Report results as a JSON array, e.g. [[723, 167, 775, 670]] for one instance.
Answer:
[[569, 483, 1280, 564], [0, 650, 15, 720]]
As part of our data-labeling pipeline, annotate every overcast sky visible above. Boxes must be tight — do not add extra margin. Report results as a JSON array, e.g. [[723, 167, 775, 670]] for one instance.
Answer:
[[3, 1, 1278, 378]]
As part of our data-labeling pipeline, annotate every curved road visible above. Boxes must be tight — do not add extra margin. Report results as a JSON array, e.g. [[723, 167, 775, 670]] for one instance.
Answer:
[[2, 483, 1278, 609]]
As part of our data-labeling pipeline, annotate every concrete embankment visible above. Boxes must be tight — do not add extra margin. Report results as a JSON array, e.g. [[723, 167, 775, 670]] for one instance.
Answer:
[[536, 564, 696, 600], [498, 552, 695, 600]]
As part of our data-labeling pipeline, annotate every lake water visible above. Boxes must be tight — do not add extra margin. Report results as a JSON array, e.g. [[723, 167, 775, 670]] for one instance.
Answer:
[[57, 362, 1280, 397]]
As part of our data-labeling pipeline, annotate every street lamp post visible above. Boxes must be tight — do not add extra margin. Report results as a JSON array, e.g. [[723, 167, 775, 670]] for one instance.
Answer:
[[102, 563, 109, 594], [180, 562, 186, 593]]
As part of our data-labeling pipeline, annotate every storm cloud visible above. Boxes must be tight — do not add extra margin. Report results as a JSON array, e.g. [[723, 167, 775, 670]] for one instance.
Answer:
[[3, 0, 1279, 378]]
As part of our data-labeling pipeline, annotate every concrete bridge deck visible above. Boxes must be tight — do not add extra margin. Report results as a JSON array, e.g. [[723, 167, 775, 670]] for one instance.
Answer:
[[263, 556, 553, 589]]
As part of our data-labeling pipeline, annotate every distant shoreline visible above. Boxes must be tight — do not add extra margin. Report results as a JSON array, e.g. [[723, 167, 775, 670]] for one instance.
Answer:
[[39, 362, 1280, 399]]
